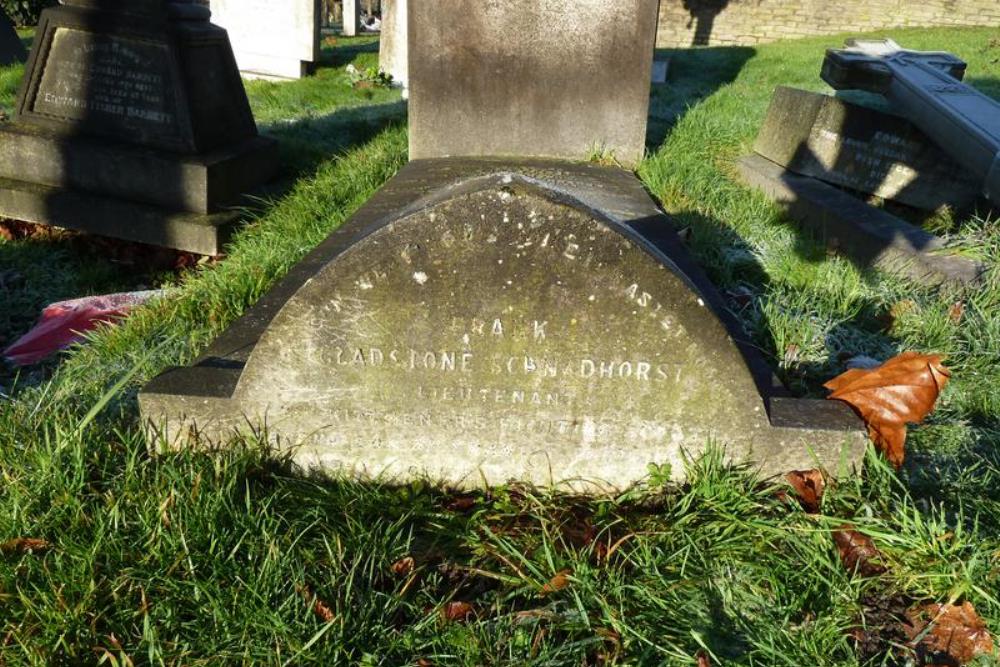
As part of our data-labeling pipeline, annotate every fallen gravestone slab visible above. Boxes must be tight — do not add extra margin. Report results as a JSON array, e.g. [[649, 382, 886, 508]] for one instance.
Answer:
[[755, 87, 983, 212], [0, 8, 26, 66], [823, 38, 1000, 203], [0, 0, 277, 254], [210, 0, 321, 80], [141, 0, 864, 491]]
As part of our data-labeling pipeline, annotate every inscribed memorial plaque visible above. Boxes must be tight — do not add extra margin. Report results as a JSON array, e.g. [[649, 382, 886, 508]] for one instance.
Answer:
[[33, 28, 179, 145], [755, 87, 982, 211]]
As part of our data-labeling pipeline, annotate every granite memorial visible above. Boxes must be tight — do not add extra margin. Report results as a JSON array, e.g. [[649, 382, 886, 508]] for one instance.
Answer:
[[0, 0, 277, 254], [211, 0, 321, 80], [0, 8, 26, 66], [140, 0, 865, 490], [342, 0, 360, 37]]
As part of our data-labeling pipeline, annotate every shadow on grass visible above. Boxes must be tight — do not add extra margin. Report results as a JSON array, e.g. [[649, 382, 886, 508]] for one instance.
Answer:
[[647, 45, 756, 150]]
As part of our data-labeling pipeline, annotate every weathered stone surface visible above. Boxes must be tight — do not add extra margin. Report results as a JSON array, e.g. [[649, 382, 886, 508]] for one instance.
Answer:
[[378, 0, 406, 87], [737, 153, 985, 286], [408, 0, 659, 167], [0, 9, 26, 66], [210, 0, 321, 80], [0, 0, 277, 251], [141, 158, 865, 491], [342, 0, 360, 37], [755, 87, 982, 211]]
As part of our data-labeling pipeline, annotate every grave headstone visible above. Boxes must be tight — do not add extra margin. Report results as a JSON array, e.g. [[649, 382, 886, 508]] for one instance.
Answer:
[[378, 0, 406, 87], [0, 0, 277, 254], [0, 8, 26, 66], [343, 0, 360, 36], [211, 0, 321, 80], [823, 38, 1000, 203], [755, 87, 982, 212], [140, 0, 865, 490]]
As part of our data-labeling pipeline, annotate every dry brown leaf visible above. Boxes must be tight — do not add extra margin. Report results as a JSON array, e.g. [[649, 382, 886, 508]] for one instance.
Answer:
[[441, 601, 475, 623], [539, 569, 571, 595], [391, 556, 415, 577], [697, 650, 712, 667], [948, 301, 966, 324], [785, 469, 825, 513], [905, 601, 995, 665], [296, 584, 335, 623], [444, 495, 477, 512], [824, 352, 950, 468], [0, 538, 53, 555], [832, 525, 886, 577]]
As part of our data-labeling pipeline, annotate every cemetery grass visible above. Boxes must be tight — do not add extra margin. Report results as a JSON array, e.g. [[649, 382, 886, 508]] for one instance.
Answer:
[[0, 28, 998, 665]]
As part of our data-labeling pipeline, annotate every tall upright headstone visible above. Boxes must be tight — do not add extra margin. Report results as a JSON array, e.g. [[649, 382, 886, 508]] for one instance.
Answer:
[[141, 0, 864, 490], [0, 8, 27, 66], [378, 0, 406, 87], [0, 0, 277, 254], [211, 0, 321, 80], [342, 0, 360, 36]]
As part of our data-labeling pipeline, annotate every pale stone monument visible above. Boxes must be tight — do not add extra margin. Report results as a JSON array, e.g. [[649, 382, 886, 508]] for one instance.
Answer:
[[211, 0, 322, 80], [0, 0, 277, 254], [342, 0, 360, 36], [378, 0, 406, 87], [141, 0, 864, 490], [0, 8, 26, 66]]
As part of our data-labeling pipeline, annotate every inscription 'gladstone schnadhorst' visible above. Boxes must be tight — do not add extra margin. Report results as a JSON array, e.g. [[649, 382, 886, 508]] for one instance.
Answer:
[[231, 182, 777, 482]]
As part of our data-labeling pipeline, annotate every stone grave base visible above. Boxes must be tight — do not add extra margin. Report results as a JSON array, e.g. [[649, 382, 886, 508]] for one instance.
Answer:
[[0, 127, 276, 254], [739, 154, 984, 286], [141, 157, 865, 492]]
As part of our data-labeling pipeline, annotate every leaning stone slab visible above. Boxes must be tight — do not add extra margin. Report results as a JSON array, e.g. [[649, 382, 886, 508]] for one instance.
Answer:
[[0, 0, 277, 254], [210, 0, 321, 80], [141, 158, 865, 491], [738, 153, 985, 286], [0, 8, 26, 66], [408, 0, 658, 167], [823, 38, 1000, 204], [755, 87, 983, 212]]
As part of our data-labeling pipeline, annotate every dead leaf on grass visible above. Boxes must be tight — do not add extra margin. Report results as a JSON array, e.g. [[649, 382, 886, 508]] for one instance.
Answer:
[[391, 556, 415, 577], [441, 601, 475, 623], [832, 525, 886, 577], [0, 538, 53, 555], [825, 352, 950, 468], [696, 650, 712, 666], [785, 469, 825, 513], [905, 600, 995, 665], [296, 584, 335, 623], [539, 569, 571, 595]]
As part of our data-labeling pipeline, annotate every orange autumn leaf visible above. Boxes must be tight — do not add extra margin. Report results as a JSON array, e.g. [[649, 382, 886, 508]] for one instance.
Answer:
[[539, 569, 571, 595], [296, 584, 335, 623], [696, 651, 712, 667], [905, 601, 995, 665], [391, 556, 415, 577], [824, 352, 950, 468], [785, 469, 825, 513], [441, 601, 475, 623]]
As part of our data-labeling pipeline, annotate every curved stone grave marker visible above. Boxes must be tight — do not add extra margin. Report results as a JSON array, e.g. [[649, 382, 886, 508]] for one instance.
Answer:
[[141, 160, 864, 490]]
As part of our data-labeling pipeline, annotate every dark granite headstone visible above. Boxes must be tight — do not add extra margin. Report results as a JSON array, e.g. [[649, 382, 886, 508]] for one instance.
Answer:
[[0, 0, 276, 253], [755, 87, 982, 212], [0, 9, 26, 66], [140, 0, 865, 489]]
